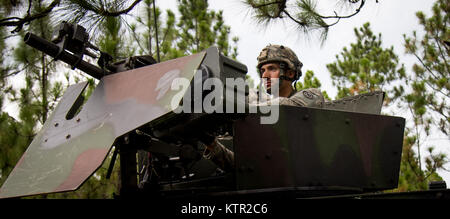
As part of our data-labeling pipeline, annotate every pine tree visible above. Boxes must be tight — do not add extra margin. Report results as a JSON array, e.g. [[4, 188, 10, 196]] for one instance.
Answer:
[[0, 0, 66, 194], [403, 0, 449, 136], [176, 0, 238, 58], [394, 129, 443, 192], [132, 0, 182, 60], [392, 0, 449, 191], [0, 11, 7, 106], [326, 22, 406, 103], [327, 21, 447, 192]]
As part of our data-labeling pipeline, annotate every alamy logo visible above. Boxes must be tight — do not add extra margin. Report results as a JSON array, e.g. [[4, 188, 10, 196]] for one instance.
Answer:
[[166, 70, 280, 124], [156, 69, 181, 101]]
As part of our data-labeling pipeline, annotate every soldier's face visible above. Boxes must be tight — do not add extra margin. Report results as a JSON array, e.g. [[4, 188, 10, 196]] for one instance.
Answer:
[[260, 63, 281, 91]]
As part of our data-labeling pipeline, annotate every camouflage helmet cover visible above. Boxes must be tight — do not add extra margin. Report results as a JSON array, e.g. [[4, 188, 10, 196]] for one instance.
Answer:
[[257, 44, 303, 80]]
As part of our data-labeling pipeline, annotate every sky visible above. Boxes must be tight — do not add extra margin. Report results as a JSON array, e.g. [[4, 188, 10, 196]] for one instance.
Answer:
[[156, 0, 450, 186]]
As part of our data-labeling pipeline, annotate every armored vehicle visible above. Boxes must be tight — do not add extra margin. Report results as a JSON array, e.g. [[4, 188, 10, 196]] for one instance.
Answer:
[[0, 22, 448, 200]]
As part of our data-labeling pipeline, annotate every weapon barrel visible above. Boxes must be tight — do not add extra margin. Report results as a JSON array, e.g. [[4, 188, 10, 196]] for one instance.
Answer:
[[24, 32, 105, 79]]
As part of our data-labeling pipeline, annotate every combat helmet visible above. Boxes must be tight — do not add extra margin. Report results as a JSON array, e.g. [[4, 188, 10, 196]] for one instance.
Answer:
[[257, 44, 303, 81]]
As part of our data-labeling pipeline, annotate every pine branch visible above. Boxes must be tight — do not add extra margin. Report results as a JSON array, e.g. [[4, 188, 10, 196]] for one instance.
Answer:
[[282, 10, 307, 26], [318, 0, 365, 20], [247, 0, 286, 9], [299, 0, 366, 28], [74, 0, 143, 17], [411, 52, 440, 81], [431, 32, 450, 76], [243, 0, 370, 42], [0, 0, 143, 33], [1, 64, 29, 79], [0, 0, 62, 33], [121, 18, 146, 53]]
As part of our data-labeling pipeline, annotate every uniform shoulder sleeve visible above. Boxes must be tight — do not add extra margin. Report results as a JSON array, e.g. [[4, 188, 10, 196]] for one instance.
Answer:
[[288, 88, 325, 108]]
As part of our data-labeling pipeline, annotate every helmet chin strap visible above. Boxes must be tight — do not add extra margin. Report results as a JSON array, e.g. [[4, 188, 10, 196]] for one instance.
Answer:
[[279, 62, 295, 82], [281, 67, 299, 93], [279, 69, 296, 85], [279, 67, 298, 96]]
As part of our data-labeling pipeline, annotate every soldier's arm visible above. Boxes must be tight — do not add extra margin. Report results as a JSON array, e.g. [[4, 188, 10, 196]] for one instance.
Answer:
[[284, 88, 325, 107], [203, 139, 235, 172], [251, 88, 325, 107]]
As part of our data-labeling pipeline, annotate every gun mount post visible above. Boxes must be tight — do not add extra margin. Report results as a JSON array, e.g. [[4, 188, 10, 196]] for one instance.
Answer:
[[117, 135, 139, 198]]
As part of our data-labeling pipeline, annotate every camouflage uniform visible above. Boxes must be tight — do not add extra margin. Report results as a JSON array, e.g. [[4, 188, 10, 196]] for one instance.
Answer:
[[203, 44, 324, 171], [258, 88, 325, 108]]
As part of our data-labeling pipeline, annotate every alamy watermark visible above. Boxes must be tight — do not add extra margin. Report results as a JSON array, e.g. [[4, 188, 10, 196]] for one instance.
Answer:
[[168, 70, 280, 124]]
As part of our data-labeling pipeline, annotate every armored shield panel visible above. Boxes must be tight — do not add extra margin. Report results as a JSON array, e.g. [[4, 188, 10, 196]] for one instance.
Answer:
[[323, 91, 385, 115], [0, 52, 206, 199], [234, 105, 405, 193]]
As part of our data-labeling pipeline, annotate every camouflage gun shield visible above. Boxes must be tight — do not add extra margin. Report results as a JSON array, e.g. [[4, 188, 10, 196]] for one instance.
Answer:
[[0, 52, 206, 198]]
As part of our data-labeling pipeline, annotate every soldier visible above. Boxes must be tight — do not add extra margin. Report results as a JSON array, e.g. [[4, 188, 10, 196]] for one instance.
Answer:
[[201, 44, 325, 171]]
